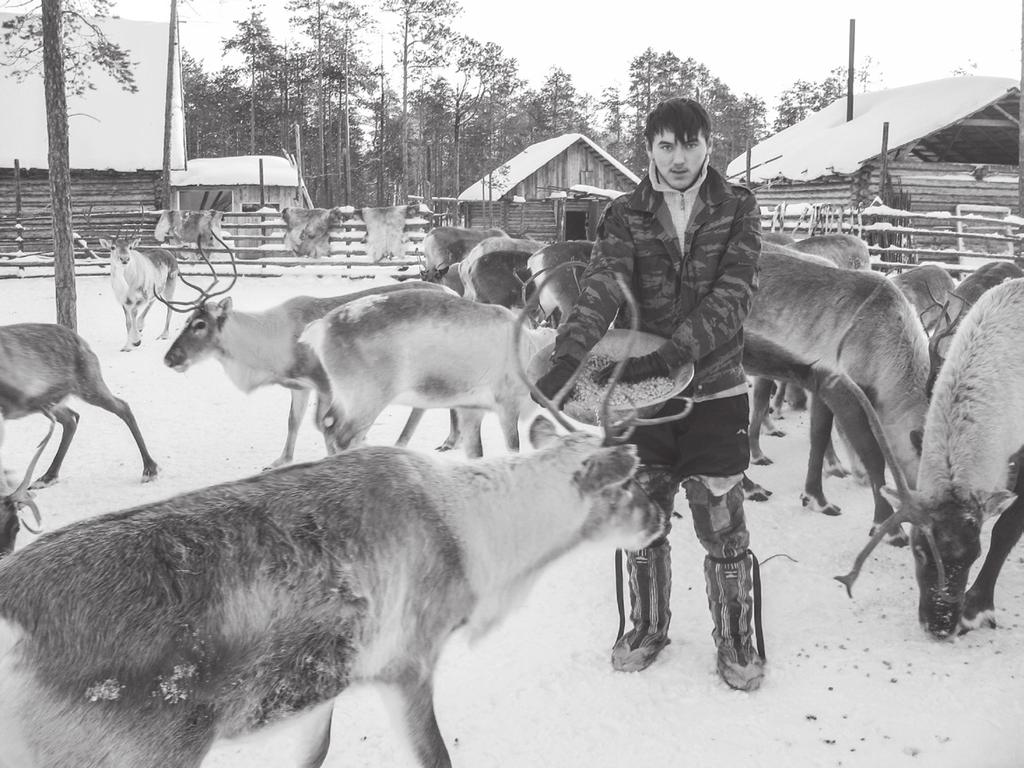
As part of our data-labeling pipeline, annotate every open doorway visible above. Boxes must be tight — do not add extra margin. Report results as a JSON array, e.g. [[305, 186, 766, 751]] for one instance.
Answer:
[[565, 210, 588, 240]]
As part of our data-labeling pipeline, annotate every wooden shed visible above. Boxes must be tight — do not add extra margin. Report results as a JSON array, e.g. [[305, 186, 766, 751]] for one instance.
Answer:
[[726, 76, 1020, 214], [0, 12, 185, 218], [458, 134, 639, 241]]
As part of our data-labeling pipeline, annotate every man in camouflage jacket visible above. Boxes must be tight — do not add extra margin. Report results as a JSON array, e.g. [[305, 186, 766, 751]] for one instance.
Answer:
[[536, 97, 764, 691]]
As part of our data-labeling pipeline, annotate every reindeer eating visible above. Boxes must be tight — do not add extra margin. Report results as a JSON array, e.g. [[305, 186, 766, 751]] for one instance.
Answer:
[[0, 319, 664, 767], [101, 237, 179, 351], [837, 277, 1024, 638]]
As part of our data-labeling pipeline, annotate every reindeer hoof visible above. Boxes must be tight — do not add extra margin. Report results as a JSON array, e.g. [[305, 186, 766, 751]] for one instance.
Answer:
[[802, 493, 841, 516], [29, 476, 58, 490], [141, 465, 159, 482], [825, 465, 851, 479], [435, 444, 455, 453], [767, 429, 786, 437], [751, 456, 773, 466]]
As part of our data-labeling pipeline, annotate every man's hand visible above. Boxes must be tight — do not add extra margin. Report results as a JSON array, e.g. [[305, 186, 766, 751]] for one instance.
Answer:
[[533, 359, 578, 405], [595, 350, 671, 386]]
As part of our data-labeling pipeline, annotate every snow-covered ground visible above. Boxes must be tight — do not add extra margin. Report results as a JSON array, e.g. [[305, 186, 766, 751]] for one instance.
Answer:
[[1, 272, 1022, 768]]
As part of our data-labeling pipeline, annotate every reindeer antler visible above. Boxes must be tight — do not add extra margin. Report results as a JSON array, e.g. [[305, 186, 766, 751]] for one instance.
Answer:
[[7, 410, 57, 534], [156, 225, 239, 314], [831, 369, 946, 597]]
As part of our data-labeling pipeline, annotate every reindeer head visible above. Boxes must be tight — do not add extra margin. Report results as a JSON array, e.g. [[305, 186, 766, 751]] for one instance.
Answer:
[[164, 298, 233, 372], [878, 484, 1015, 637], [100, 237, 140, 266], [835, 375, 1021, 639]]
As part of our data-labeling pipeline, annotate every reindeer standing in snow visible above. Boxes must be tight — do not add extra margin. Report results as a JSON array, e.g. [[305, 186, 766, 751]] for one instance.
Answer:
[[838, 278, 1024, 637], [101, 238, 179, 352]]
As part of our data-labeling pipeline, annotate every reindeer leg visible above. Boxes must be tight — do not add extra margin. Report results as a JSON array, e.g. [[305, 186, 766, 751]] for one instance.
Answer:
[[770, 380, 787, 416], [75, 352, 158, 481], [749, 378, 776, 466], [801, 396, 841, 516], [454, 408, 485, 458], [396, 408, 426, 447], [157, 277, 177, 339], [31, 405, 78, 488], [437, 410, 460, 452], [137, 298, 155, 335], [380, 670, 452, 768], [120, 304, 133, 352], [962, 496, 1024, 630], [266, 388, 310, 470], [497, 403, 520, 453], [824, 436, 851, 478]]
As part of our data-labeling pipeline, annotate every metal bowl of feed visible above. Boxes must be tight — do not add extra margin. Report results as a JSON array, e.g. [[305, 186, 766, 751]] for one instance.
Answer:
[[527, 330, 694, 426]]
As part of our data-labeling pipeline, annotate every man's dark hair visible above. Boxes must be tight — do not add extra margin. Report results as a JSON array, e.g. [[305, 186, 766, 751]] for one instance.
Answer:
[[644, 98, 712, 147]]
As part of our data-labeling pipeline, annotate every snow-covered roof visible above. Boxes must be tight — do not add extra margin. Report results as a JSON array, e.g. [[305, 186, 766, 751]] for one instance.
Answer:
[[170, 156, 300, 187], [726, 76, 1018, 184], [0, 13, 185, 172], [458, 133, 639, 201]]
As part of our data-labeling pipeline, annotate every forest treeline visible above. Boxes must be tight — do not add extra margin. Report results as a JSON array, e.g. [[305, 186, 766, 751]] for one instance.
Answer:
[[183, 0, 880, 208]]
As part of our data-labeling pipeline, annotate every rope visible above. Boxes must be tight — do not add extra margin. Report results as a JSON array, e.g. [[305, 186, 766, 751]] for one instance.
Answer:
[[614, 549, 626, 642], [709, 548, 766, 661]]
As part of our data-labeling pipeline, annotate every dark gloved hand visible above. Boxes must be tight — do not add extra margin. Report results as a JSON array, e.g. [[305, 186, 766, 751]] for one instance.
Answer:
[[533, 359, 578, 405], [595, 349, 672, 386]]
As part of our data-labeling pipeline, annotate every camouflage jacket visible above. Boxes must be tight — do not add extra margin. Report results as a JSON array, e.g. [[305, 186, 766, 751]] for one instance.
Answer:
[[551, 165, 761, 399]]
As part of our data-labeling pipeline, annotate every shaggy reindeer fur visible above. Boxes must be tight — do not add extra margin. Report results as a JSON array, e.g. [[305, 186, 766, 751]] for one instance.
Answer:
[[362, 204, 417, 263], [153, 210, 231, 254], [888, 278, 1024, 636], [301, 290, 555, 457], [163, 282, 447, 468], [0, 428, 662, 768], [281, 208, 346, 259]]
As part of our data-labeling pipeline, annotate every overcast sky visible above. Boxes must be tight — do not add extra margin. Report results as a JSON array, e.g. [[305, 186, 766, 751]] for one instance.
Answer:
[[98, 0, 1022, 106]]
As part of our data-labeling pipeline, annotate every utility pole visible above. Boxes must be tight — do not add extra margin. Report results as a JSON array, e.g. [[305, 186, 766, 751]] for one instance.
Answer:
[[846, 19, 856, 122], [161, 0, 178, 209]]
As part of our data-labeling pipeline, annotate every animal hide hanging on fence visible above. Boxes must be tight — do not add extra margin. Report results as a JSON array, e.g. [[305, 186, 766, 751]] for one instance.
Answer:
[[362, 205, 410, 263]]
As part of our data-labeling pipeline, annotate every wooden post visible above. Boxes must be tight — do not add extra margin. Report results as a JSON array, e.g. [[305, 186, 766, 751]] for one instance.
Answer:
[[293, 122, 307, 207], [745, 143, 752, 187], [161, 0, 177, 209], [1019, 0, 1024, 219], [879, 121, 890, 203], [13, 158, 21, 218], [847, 19, 856, 122], [258, 157, 266, 243]]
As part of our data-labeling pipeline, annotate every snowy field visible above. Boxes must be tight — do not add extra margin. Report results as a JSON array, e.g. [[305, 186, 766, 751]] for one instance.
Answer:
[[1, 271, 1022, 768]]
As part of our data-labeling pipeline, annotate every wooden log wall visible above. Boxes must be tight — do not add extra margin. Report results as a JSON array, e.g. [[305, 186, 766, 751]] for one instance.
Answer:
[[464, 199, 562, 241], [0, 168, 161, 218]]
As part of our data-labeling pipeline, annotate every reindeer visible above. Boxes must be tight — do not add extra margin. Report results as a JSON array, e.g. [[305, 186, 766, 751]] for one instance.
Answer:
[[837, 278, 1024, 638], [747, 237, 873, 470], [743, 244, 930, 540], [101, 237, 179, 352], [0, 323, 159, 496], [925, 260, 1023, 396], [420, 226, 507, 282], [153, 210, 232, 257], [526, 240, 594, 326], [300, 290, 557, 458], [0, 328, 664, 768], [164, 282, 448, 469], [889, 263, 956, 335]]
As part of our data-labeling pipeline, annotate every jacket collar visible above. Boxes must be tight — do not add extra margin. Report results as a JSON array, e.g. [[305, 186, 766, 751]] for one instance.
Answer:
[[625, 163, 732, 215]]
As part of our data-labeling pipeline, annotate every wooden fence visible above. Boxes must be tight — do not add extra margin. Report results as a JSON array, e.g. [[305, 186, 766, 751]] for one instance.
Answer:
[[0, 207, 433, 274], [762, 200, 1024, 276]]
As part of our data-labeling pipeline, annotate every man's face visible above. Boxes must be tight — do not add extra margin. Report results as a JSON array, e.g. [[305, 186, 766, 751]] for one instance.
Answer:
[[648, 129, 710, 192]]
